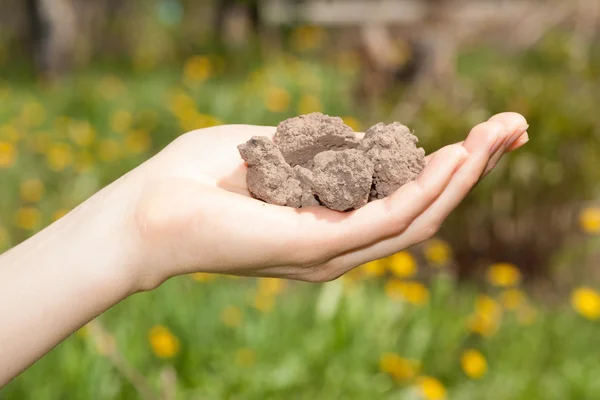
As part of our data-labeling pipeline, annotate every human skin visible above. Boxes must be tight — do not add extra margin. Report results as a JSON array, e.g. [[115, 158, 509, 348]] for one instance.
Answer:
[[0, 112, 528, 386]]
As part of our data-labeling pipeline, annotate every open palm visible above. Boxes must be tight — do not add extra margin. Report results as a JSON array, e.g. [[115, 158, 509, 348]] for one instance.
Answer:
[[131, 113, 528, 288]]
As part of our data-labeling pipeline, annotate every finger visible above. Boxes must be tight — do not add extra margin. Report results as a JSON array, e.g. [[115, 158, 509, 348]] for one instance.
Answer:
[[332, 119, 505, 269], [481, 112, 529, 176], [297, 144, 468, 265], [424, 142, 464, 164]]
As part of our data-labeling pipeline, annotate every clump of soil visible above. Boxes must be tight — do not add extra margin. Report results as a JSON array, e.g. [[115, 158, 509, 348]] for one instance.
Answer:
[[238, 112, 426, 211]]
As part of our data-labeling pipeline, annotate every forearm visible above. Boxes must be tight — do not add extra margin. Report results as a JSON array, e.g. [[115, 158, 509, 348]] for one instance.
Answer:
[[0, 179, 142, 386]]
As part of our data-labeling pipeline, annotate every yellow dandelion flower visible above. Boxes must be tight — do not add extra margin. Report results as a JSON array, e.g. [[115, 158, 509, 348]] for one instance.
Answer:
[[19, 179, 45, 203], [258, 278, 286, 297], [183, 56, 212, 83], [476, 295, 502, 318], [221, 306, 243, 327], [264, 87, 291, 113], [298, 95, 321, 115], [388, 251, 417, 278], [385, 280, 429, 305], [424, 239, 452, 266], [1, 124, 21, 143], [15, 207, 42, 230], [125, 129, 152, 154], [254, 293, 275, 313], [68, 120, 95, 147], [418, 376, 446, 400], [580, 207, 600, 234], [571, 287, 600, 320], [191, 272, 216, 283], [461, 349, 487, 379], [290, 25, 326, 52], [341, 116, 362, 132], [0, 141, 17, 168], [379, 353, 420, 382], [361, 259, 386, 277], [97, 139, 122, 162], [148, 325, 180, 359], [75, 151, 95, 173], [110, 110, 133, 134], [486, 263, 522, 287], [20, 102, 46, 127], [468, 313, 499, 337], [52, 208, 70, 222], [499, 289, 526, 311], [47, 142, 73, 171], [235, 348, 256, 367]]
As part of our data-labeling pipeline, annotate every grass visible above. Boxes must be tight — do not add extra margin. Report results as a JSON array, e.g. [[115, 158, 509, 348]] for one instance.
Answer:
[[1, 44, 600, 399]]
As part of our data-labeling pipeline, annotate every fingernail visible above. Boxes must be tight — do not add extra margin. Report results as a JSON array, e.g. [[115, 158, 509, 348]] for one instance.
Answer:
[[515, 131, 529, 146]]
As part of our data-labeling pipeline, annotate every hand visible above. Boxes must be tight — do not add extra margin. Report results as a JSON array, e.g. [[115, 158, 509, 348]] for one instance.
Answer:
[[122, 112, 528, 289]]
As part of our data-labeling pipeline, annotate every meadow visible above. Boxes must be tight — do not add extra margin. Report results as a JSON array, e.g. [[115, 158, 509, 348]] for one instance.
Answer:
[[2, 27, 600, 399]]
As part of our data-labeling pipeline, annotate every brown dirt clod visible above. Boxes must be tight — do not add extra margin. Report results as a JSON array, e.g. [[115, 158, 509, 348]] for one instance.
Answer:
[[359, 122, 426, 200], [238, 114, 426, 212], [273, 112, 360, 168], [312, 149, 374, 211]]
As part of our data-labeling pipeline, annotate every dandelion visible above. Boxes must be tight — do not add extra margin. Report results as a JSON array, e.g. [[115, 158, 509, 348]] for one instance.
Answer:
[[47, 142, 73, 171], [388, 251, 417, 278], [486, 263, 522, 287], [19, 179, 45, 203], [68, 120, 95, 147], [97, 139, 122, 163], [385, 280, 429, 306], [125, 129, 152, 154], [254, 293, 275, 313], [298, 95, 321, 114], [148, 325, 180, 359], [264, 87, 291, 113], [379, 353, 420, 382], [469, 295, 502, 337], [221, 306, 243, 327], [361, 259, 386, 277], [183, 56, 212, 83], [499, 289, 526, 311], [424, 239, 452, 266], [191, 272, 216, 283], [290, 25, 326, 52], [341, 116, 362, 132], [460, 349, 487, 379], [580, 207, 600, 234], [15, 207, 42, 231], [418, 376, 446, 400], [571, 287, 600, 320], [110, 110, 133, 134], [258, 278, 286, 296], [0, 141, 17, 168], [235, 348, 256, 367]]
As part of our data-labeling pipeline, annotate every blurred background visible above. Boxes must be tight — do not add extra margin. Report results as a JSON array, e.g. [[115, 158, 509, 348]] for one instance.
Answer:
[[1, 0, 600, 398]]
